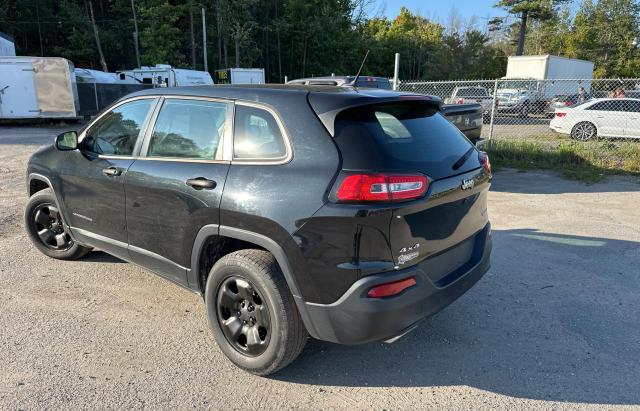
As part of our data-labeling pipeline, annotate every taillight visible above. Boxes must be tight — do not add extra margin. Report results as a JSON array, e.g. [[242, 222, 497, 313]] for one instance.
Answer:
[[479, 152, 491, 175], [456, 98, 464, 104], [555, 112, 566, 117], [367, 277, 417, 298], [564, 101, 572, 106], [336, 173, 428, 203]]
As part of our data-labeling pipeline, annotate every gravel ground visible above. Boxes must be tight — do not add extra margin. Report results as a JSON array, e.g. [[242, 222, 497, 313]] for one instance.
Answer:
[[1, 125, 640, 410]]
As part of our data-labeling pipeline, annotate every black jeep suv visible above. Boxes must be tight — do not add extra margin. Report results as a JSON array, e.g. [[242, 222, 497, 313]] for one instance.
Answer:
[[25, 85, 492, 375]]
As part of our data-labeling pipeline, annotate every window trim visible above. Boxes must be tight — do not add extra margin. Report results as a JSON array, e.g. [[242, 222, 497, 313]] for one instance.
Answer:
[[137, 95, 233, 163], [78, 96, 160, 160], [231, 101, 293, 165]]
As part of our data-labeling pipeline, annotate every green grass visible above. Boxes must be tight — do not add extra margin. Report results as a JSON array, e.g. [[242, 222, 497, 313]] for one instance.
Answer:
[[485, 136, 640, 183]]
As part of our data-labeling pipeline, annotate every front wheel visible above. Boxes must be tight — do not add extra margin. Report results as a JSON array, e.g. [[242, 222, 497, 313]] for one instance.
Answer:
[[571, 122, 597, 141], [24, 189, 91, 260], [205, 249, 308, 375], [519, 103, 530, 118]]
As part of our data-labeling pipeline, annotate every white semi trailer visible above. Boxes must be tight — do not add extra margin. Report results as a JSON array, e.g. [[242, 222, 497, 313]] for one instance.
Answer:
[[504, 55, 594, 98], [0, 56, 78, 119]]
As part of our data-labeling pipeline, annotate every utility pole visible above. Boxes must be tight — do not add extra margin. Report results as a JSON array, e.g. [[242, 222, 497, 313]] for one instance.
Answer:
[[202, 8, 208, 72], [88, 1, 108, 72], [130, 0, 141, 67]]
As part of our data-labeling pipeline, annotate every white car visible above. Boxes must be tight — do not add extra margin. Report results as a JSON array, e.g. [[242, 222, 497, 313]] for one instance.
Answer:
[[550, 98, 640, 140]]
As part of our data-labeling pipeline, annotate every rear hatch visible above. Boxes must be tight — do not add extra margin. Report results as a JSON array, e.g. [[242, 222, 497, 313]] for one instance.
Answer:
[[314, 97, 491, 278]]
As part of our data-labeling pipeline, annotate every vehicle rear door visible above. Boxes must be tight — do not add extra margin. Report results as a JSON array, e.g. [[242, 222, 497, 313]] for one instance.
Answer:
[[59, 97, 158, 258], [623, 100, 640, 138], [124, 96, 232, 287]]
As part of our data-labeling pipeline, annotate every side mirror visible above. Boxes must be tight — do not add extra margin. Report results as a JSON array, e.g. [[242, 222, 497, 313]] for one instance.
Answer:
[[55, 131, 78, 151]]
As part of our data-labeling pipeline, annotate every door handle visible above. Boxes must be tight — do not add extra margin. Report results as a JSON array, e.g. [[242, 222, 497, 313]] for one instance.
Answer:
[[102, 166, 122, 177], [186, 177, 217, 190]]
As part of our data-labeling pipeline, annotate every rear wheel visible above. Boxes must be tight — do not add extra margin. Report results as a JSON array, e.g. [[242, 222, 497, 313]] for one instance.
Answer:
[[571, 122, 597, 141], [519, 103, 530, 118], [24, 189, 91, 260], [205, 249, 308, 375]]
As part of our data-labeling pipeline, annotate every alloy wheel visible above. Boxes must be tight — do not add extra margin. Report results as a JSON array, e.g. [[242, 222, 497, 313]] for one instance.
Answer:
[[573, 123, 595, 141], [32, 203, 73, 250], [216, 276, 271, 356]]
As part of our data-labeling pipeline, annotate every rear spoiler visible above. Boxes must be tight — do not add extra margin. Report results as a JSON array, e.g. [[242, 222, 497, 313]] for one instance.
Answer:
[[308, 92, 442, 136]]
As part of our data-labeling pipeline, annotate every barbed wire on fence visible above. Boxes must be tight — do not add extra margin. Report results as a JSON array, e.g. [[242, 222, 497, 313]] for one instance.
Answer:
[[399, 78, 640, 141]]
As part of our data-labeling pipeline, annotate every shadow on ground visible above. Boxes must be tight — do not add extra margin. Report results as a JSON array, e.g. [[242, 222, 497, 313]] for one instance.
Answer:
[[274, 229, 640, 406]]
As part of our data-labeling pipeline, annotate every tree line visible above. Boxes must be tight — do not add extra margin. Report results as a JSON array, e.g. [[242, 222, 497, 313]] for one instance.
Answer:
[[1, 0, 639, 82]]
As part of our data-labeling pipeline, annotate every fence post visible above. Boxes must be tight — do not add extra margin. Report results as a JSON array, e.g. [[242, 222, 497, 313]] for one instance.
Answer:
[[488, 78, 499, 141], [393, 53, 400, 91]]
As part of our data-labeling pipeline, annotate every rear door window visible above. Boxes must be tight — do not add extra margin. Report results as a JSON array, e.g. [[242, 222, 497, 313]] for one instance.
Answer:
[[233, 105, 287, 160], [588, 100, 624, 111], [334, 103, 478, 180]]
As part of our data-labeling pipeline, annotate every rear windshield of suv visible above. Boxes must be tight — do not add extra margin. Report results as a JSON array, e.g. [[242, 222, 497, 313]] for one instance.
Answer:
[[334, 103, 478, 180]]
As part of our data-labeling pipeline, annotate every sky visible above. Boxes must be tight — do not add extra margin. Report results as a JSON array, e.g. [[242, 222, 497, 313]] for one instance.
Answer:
[[371, 0, 510, 29]]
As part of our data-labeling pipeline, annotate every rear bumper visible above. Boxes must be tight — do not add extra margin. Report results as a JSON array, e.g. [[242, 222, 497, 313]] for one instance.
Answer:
[[299, 224, 492, 344]]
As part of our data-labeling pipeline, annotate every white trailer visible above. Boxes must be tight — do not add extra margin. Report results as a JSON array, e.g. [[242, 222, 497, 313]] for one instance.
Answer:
[[504, 55, 594, 99], [116, 64, 214, 87], [0, 33, 16, 57], [214, 68, 265, 84], [0, 56, 78, 119]]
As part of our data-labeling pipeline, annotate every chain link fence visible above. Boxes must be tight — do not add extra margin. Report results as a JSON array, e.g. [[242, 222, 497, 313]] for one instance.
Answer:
[[76, 82, 154, 117], [399, 78, 640, 141]]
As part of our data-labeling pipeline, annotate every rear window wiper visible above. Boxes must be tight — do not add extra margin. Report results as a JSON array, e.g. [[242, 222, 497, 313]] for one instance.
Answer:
[[452, 147, 475, 171]]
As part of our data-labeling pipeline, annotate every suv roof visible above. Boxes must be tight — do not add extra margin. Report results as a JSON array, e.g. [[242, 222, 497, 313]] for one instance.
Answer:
[[126, 84, 442, 135]]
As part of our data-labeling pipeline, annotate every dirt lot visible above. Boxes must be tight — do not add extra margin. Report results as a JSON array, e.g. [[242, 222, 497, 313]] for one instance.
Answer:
[[1, 125, 640, 410]]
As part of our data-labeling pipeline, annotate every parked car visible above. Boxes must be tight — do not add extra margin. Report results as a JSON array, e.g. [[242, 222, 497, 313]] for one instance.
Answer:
[[495, 88, 545, 117], [444, 86, 493, 122], [25, 85, 492, 375], [546, 94, 589, 116], [287, 75, 391, 89], [440, 103, 483, 144], [549, 98, 640, 140]]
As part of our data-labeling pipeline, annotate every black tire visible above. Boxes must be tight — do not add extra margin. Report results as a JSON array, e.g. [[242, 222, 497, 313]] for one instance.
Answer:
[[571, 121, 597, 141], [205, 249, 308, 375], [24, 188, 91, 260], [519, 103, 530, 118]]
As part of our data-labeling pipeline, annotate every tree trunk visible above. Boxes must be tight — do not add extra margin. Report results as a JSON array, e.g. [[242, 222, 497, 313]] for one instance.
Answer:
[[235, 36, 240, 67], [516, 10, 528, 56], [224, 37, 228, 68], [88, 1, 108, 72], [190, 6, 196, 69], [301, 37, 307, 78]]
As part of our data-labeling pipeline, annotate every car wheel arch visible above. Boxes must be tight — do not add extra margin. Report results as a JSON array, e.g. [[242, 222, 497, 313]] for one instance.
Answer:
[[190, 224, 321, 338]]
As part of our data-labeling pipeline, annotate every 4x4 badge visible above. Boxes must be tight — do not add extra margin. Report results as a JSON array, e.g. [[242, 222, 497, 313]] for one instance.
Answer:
[[461, 178, 475, 190]]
